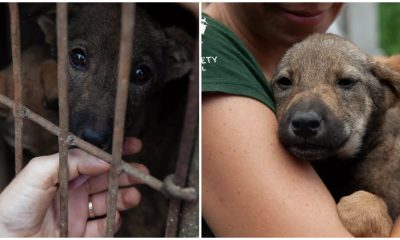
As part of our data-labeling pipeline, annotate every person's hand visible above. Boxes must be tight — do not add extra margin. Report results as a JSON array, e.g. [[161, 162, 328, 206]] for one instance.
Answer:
[[0, 137, 148, 237]]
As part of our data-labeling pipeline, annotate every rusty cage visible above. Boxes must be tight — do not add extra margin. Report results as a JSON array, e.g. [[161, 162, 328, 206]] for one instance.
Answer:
[[2, 2, 198, 237]]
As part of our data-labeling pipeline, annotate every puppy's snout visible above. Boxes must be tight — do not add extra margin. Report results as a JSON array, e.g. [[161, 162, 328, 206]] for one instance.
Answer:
[[81, 128, 109, 149], [291, 111, 322, 138]]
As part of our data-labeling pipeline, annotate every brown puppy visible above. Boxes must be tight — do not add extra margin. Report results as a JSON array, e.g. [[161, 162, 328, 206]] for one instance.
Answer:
[[271, 33, 400, 237], [337, 55, 400, 237], [0, 44, 59, 157], [36, 4, 194, 236]]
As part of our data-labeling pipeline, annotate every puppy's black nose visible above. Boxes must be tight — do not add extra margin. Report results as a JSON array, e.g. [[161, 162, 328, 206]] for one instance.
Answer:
[[81, 128, 109, 148], [291, 111, 321, 138]]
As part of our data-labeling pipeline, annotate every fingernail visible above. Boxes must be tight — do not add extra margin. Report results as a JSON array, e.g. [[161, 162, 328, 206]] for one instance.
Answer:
[[96, 158, 109, 165]]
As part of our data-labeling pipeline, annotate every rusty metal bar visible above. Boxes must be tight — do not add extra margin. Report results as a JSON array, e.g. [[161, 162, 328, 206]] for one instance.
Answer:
[[105, 3, 135, 236], [0, 87, 199, 229], [0, 93, 196, 202], [177, 139, 199, 237], [56, 3, 69, 237], [9, 3, 23, 174], [165, 41, 199, 237]]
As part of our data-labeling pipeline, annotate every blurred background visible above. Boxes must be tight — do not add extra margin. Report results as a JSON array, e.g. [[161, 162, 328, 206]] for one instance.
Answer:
[[328, 3, 400, 56]]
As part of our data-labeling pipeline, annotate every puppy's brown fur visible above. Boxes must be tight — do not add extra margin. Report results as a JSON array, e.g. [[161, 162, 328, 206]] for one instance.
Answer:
[[272, 33, 400, 237], [374, 55, 400, 71], [0, 44, 58, 156], [337, 190, 393, 237]]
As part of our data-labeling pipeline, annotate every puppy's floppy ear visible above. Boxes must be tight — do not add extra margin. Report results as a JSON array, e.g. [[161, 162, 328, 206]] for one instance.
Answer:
[[370, 57, 400, 95], [40, 59, 58, 103], [369, 57, 400, 107], [375, 55, 400, 72], [37, 11, 56, 45], [164, 26, 194, 82]]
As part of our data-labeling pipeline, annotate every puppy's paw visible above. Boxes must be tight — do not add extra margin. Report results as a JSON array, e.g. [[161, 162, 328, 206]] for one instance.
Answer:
[[337, 190, 393, 237]]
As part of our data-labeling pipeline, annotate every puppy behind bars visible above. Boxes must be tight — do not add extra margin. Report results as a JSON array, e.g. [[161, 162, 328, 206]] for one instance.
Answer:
[[35, 3, 194, 237]]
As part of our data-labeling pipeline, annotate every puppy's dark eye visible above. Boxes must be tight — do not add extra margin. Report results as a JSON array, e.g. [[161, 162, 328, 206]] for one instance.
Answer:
[[276, 77, 292, 90], [69, 48, 88, 70], [132, 65, 152, 83], [337, 78, 357, 89]]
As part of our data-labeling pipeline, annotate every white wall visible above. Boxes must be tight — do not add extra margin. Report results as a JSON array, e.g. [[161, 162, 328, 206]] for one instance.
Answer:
[[328, 3, 383, 55]]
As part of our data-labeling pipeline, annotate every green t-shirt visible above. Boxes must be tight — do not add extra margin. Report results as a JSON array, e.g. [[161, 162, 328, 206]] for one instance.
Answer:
[[201, 14, 276, 112]]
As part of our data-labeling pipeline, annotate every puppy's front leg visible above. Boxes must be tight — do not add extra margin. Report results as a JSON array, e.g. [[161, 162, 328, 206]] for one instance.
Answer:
[[337, 190, 393, 237]]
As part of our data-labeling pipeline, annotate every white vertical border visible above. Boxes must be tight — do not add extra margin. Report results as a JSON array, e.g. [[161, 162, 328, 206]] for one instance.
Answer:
[[198, 2, 203, 238]]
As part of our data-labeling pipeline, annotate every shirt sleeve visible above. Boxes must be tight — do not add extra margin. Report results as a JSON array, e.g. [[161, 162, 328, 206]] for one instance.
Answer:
[[201, 15, 275, 112]]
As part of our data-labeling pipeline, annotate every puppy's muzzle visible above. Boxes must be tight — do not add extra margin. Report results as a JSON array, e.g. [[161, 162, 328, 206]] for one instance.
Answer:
[[81, 128, 110, 150], [278, 98, 347, 160]]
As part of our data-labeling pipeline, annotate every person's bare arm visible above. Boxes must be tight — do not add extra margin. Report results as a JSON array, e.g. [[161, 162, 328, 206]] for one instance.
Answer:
[[202, 93, 352, 237]]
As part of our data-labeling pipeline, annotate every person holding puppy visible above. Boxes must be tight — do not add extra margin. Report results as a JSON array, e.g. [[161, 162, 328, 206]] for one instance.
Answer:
[[202, 3, 400, 236]]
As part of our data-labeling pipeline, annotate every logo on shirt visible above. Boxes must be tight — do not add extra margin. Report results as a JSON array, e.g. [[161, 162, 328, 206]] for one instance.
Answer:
[[201, 17, 207, 36], [201, 17, 218, 72]]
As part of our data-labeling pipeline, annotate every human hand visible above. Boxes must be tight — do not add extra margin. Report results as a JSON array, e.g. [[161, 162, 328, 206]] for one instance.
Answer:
[[0, 137, 148, 237]]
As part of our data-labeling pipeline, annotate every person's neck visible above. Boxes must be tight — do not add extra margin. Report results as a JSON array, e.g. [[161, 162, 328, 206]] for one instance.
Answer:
[[205, 4, 288, 80]]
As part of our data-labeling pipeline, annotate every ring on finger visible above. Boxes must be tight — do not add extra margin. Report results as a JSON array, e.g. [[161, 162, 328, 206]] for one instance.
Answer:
[[88, 195, 96, 218]]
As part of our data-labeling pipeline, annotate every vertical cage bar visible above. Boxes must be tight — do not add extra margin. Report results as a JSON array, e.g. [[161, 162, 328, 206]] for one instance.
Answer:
[[9, 3, 23, 174], [165, 42, 199, 237], [105, 3, 135, 236], [56, 3, 69, 237]]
